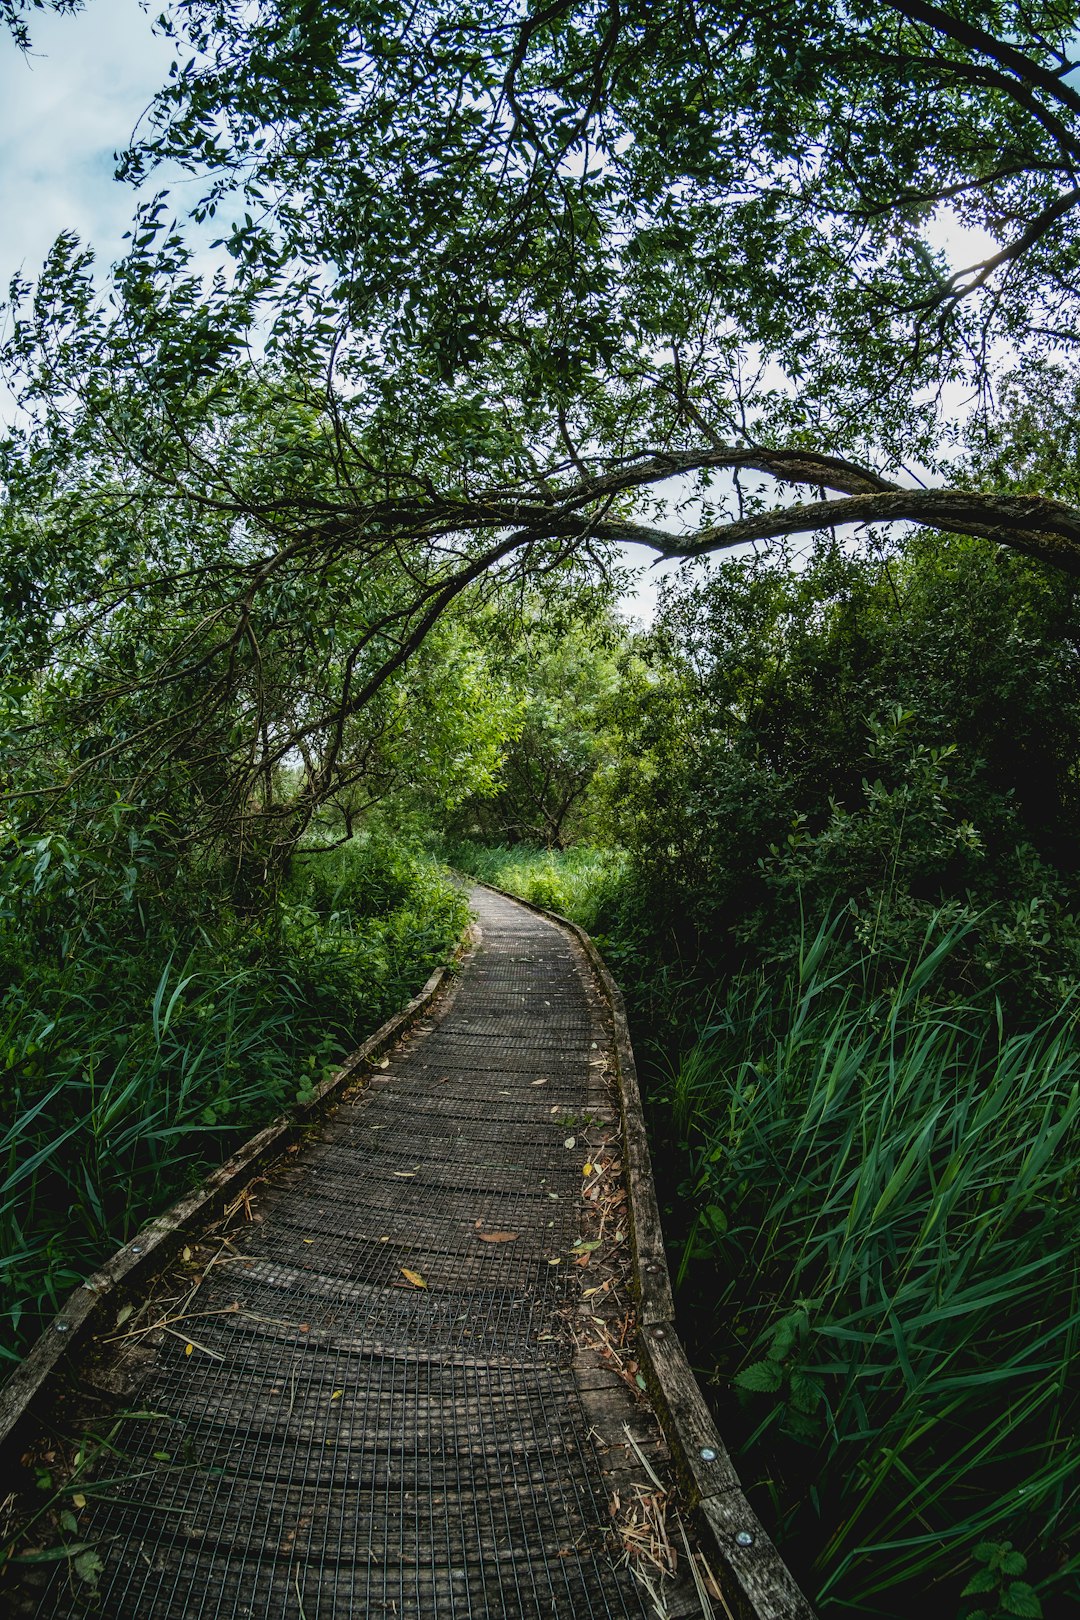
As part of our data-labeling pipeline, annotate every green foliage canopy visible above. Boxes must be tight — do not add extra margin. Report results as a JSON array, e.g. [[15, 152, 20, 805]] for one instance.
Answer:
[[9, 0, 1080, 854]]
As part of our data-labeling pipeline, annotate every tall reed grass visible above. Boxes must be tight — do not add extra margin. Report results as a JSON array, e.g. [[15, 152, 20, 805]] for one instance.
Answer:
[[670, 916, 1080, 1616]]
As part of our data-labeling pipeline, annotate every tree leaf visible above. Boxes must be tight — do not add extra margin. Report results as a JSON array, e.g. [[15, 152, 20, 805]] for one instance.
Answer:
[[400, 1268, 426, 1288], [477, 1231, 517, 1242]]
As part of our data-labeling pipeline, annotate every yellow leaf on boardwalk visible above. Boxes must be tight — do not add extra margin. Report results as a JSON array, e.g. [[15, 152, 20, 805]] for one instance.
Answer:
[[401, 1268, 426, 1288]]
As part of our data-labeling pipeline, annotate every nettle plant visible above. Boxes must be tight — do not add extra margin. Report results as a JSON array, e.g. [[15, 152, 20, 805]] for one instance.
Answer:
[[961, 1541, 1042, 1620]]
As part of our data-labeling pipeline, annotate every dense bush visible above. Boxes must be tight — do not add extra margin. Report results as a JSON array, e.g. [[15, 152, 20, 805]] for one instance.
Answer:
[[604, 535, 1080, 1026], [0, 835, 467, 1359]]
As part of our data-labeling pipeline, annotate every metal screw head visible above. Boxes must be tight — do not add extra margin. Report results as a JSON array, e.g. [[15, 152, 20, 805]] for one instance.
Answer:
[[130, 1244, 142, 1254], [55, 1322, 69, 1333], [652, 1327, 665, 1340], [735, 1530, 754, 1548], [644, 1262, 659, 1274], [700, 1447, 717, 1462]]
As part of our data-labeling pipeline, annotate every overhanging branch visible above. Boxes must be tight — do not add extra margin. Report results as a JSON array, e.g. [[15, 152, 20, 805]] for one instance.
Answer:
[[582, 487, 1080, 574]]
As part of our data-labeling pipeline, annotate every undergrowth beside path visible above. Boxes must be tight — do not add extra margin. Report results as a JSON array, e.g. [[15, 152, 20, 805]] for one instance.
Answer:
[[0, 839, 467, 1363], [665, 916, 1080, 1617], [447, 841, 622, 935]]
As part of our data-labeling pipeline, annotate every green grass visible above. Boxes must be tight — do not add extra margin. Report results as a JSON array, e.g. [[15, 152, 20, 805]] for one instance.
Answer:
[[667, 914, 1080, 1616], [448, 839, 624, 934], [0, 839, 467, 1360]]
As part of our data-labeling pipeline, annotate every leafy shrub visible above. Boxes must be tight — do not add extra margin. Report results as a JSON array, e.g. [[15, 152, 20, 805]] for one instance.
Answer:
[[0, 836, 467, 1360], [604, 535, 1080, 1017], [447, 840, 624, 934]]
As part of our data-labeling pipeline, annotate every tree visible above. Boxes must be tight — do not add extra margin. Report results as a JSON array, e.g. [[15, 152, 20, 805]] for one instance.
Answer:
[[604, 530, 1080, 1005], [8, 0, 1080, 850], [115, 0, 1080, 558], [450, 608, 624, 848]]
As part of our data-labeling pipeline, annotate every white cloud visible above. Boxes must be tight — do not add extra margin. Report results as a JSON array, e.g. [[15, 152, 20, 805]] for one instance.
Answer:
[[0, 0, 173, 283]]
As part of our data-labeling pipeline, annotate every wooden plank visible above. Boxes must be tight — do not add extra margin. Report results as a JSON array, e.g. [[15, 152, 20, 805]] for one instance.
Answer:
[[638, 1328, 742, 1498], [698, 1492, 817, 1620]]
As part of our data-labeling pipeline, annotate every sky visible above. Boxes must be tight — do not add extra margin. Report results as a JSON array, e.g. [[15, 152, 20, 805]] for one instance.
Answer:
[[0, 0, 173, 285]]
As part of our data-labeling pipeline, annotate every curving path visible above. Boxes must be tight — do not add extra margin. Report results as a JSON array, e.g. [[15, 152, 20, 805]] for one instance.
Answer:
[[15, 886, 700, 1619]]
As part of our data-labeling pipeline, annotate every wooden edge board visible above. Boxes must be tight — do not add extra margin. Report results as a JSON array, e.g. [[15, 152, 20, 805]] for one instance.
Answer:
[[469, 878, 817, 1620], [0, 937, 472, 1487]]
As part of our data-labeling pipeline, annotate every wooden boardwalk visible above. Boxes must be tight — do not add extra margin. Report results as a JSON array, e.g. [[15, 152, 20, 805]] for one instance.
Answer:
[[10, 886, 705, 1619]]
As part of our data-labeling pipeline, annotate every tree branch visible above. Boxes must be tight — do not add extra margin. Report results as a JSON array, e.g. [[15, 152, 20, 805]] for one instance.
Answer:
[[593, 488, 1080, 573]]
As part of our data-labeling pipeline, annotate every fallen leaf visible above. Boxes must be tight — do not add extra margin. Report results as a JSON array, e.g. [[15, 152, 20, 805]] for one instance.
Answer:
[[583, 1163, 593, 1176], [477, 1232, 517, 1243], [71, 1493, 86, 1510], [548, 1257, 561, 1266], [184, 1343, 193, 1357], [73, 1550, 103, 1588], [303, 1238, 314, 1244], [392, 1171, 416, 1179], [401, 1268, 426, 1288], [564, 1136, 576, 1149], [115, 1303, 133, 1328], [299, 1324, 310, 1332], [530, 1078, 548, 1086], [574, 1239, 602, 1252], [330, 1390, 343, 1400], [377, 1057, 390, 1068]]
